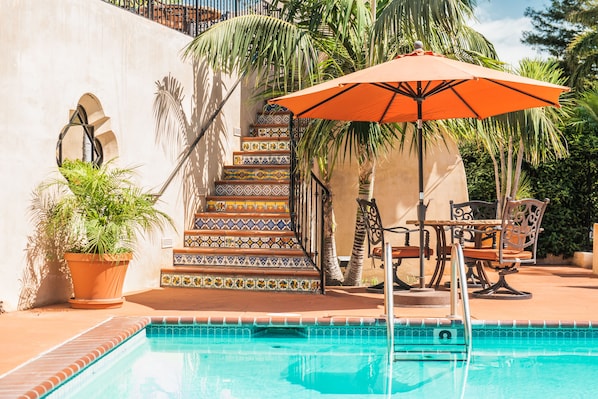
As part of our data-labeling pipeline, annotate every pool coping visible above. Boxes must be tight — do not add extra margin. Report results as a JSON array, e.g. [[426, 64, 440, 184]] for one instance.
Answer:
[[1, 315, 597, 399]]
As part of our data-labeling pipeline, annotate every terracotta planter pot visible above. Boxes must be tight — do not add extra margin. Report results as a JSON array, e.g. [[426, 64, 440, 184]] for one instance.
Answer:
[[64, 252, 132, 309]]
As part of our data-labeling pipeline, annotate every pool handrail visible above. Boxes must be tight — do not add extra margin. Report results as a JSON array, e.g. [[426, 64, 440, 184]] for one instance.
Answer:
[[450, 242, 472, 358], [385, 242, 472, 361]]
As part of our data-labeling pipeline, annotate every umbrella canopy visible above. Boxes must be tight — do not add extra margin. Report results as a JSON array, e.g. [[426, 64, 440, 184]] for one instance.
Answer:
[[269, 45, 570, 289], [269, 48, 569, 123]]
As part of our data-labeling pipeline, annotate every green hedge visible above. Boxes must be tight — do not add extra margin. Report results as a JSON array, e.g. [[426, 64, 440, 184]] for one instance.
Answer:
[[459, 125, 598, 258]]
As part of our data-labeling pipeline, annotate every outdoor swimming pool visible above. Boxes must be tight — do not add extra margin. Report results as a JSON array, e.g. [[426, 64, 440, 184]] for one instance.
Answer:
[[44, 322, 598, 398]]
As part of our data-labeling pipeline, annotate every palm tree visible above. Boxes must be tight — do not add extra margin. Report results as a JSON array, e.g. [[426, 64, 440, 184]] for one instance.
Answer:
[[450, 59, 572, 212], [567, 1, 598, 89], [572, 83, 598, 129], [184, 0, 496, 286]]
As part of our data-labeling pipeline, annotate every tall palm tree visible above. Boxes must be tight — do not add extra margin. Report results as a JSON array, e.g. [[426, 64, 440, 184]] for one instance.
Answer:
[[450, 59, 572, 212], [184, 0, 496, 286]]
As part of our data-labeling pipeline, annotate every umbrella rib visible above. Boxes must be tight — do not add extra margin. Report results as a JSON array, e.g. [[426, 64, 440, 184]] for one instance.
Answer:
[[375, 82, 418, 98], [425, 80, 467, 97], [295, 83, 360, 118], [449, 87, 481, 119], [487, 79, 560, 106], [376, 80, 467, 100], [379, 91, 398, 123]]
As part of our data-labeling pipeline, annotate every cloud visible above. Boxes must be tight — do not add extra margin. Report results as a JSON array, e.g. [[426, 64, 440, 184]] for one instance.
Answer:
[[471, 1, 547, 68]]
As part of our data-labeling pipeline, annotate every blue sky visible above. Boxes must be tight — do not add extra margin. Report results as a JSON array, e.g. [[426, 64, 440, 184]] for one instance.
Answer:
[[471, 0, 549, 67]]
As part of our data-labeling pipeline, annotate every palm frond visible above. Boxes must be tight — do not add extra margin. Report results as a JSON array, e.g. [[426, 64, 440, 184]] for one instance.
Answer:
[[153, 75, 190, 159], [184, 15, 320, 93]]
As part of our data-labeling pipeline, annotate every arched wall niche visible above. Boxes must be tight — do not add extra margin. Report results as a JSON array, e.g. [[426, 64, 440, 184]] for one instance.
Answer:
[[57, 93, 119, 165]]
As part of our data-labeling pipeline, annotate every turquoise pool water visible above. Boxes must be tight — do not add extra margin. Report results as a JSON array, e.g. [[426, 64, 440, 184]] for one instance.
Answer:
[[46, 325, 598, 398]]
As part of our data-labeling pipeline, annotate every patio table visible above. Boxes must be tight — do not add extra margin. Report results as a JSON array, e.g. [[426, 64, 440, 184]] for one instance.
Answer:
[[406, 219, 502, 289]]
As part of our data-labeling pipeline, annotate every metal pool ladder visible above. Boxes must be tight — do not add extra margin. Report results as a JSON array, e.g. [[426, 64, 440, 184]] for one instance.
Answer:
[[384, 243, 472, 362]]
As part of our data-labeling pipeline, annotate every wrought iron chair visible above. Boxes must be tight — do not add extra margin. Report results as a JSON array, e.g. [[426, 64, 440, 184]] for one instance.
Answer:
[[447, 199, 499, 288], [461, 198, 549, 299], [356, 198, 433, 292]]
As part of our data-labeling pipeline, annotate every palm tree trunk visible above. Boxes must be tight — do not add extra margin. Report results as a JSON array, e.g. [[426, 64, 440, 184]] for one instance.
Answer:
[[499, 142, 507, 211], [323, 194, 344, 284], [511, 138, 525, 198], [505, 135, 514, 202], [343, 156, 376, 286], [488, 151, 502, 216]]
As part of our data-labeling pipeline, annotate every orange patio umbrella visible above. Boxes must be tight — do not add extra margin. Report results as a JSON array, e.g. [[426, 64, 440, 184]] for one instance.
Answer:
[[269, 42, 570, 288]]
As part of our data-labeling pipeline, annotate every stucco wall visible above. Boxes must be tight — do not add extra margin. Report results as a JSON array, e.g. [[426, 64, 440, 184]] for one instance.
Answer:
[[331, 131, 469, 281], [0, 0, 251, 311]]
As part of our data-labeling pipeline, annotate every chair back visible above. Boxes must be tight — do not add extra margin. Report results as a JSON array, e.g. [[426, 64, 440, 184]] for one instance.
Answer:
[[356, 198, 384, 248], [498, 198, 549, 264], [450, 200, 498, 246]]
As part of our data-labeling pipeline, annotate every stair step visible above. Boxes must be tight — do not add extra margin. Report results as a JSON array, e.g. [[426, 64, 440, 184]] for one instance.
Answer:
[[160, 266, 321, 292], [255, 111, 291, 125], [214, 180, 289, 196], [176, 247, 305, 256], [205, 196, 289, 213], [241, 137, 290, 152], [233, 151, 290, 166], [184, 230, 299, 249], [222, 165, 290, 181], [164, 106, 321, 294], [193, 212, 291, 231], [173, 247, 313, 268]]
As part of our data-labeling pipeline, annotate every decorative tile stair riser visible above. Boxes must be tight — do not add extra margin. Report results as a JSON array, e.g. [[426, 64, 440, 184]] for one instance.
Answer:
[[184, 231, 299, 249], [233, 152, 290, 166], [241, 138, 291, 152], [160, 269, 320, 292], [173, 251, 313, 268], [205, 197, 289, 213], [214, 182, 290, 197], [249, 125, 290, 138], [222, 166, 290, 181], [255, 111, 292, 125], [192, 213, 291, 231]]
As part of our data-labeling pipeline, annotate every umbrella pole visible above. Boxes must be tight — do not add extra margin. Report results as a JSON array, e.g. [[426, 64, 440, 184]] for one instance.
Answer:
[[417, 100, 427, 289]]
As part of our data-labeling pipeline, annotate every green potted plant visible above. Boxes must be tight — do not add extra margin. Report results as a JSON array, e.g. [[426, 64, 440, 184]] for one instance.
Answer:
[[41, 159, 174, 309]]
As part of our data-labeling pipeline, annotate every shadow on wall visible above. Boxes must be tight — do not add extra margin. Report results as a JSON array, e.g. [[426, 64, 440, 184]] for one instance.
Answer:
[[21, 176, 73, 309], [153, 60, 230, 227]]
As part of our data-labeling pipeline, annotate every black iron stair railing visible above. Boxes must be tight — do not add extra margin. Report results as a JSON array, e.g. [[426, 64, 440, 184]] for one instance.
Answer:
[[288, 116, 329, 293]]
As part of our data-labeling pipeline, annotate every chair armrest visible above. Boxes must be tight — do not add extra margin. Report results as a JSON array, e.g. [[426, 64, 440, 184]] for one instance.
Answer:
[[455, 226, 501, 248], [384, 225, 432, 255], [385, 225, 419, 235]]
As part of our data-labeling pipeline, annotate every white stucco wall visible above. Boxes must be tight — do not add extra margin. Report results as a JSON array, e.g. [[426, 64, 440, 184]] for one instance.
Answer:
[[0, 0, 248, 311]]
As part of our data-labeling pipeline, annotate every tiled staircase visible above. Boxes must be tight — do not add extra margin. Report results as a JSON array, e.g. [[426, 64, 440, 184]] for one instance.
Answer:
[[160, 111, 322, 293]]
